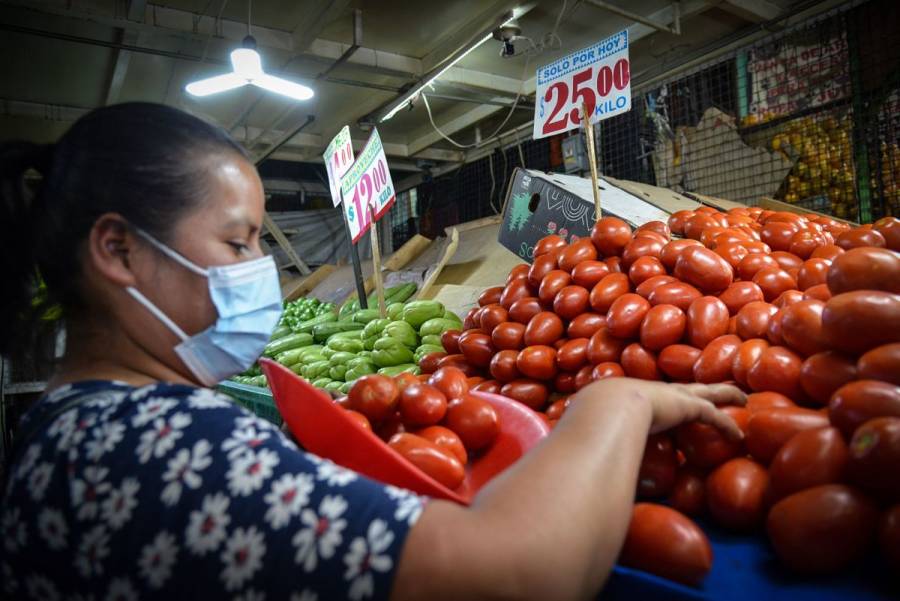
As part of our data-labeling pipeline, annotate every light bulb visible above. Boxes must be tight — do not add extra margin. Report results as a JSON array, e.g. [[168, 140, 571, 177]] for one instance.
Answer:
[[252, 74, 315, 101], [231, 48, 263, 79], [185, 73, 248, 96]]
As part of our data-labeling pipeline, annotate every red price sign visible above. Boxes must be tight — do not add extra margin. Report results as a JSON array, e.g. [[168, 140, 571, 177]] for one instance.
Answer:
[[323, 125, 354, 207], [340, 129, 396, 243], [533, 30, 631, 140]]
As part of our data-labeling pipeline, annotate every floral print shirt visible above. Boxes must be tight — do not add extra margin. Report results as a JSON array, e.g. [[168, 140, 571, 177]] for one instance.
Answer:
[[1, 380, 424, 601]]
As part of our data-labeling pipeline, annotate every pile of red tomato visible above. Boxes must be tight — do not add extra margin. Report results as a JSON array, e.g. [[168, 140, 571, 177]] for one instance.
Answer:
[[416, 208, 900, 585], [340, 370, 500, 490]]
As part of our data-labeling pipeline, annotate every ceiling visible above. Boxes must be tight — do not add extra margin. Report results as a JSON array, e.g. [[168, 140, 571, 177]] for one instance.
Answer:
[[0, 0, 828, 183]]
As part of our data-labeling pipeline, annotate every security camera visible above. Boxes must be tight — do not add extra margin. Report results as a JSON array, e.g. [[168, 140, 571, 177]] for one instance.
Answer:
[[493, 19, 522, 58]]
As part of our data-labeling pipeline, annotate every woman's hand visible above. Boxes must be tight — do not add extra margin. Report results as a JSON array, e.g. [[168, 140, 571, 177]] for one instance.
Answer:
[[574, 378, 746, 439]]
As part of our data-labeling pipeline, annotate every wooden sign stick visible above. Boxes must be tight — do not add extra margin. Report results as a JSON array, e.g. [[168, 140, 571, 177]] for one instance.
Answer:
[[367, 205, 387, 317], [582, 101, 602, 220]]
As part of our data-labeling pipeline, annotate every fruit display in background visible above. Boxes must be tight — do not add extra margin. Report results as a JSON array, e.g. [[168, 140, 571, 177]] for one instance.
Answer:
[[411, 208, 900, 585]]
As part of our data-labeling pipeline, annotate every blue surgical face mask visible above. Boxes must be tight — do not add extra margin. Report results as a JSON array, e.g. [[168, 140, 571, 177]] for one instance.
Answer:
[[125, 229, 282, 386]]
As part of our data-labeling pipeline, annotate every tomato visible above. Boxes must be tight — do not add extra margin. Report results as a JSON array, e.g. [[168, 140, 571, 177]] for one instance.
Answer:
[[345, 409, 372, 431], [552, 285, 590, 319], [746, 346, 804, 400], [472, 379, 502, 395], [508, 297, 542, 325], [527, 252, 559, 288], [428, 366, 470, 401], [458, 332, 494, 368], [499, 277, 533, 310], [589, 272, 631, 313], [638, 434, 678, 498], [488, 349, 520, 382], [732, 339, 769, 388], [567, 312, 606, 339], [789, 230, 826, 259], [713, 242, 749, 270], [658, 344, 702, 381], [559, 238, 598, 272], [746, 408, 830, 464], [571, 260, 611, 289], [419, 351, 446, 374], [348, 374, 400, 422], [591, 216, 632, 256], [879, 505, 900, 570], [639, 304, 686, 351], [491, 321, 526, 351], [620, 503, 713, 586], [778, 299, 827, 358], [828, 380, 900, 440], [587, 327, 627, 364], [635, 275, 678, 299], [716, 282, 762, 316], [873, 217, 900, 251], [746, 391, 795, 413], [668, 210, 695, 236], [621, 236, 665, 270], [554, 371, 577, 393], [752, 268, 798, 303], [738, 253, 780, 281], [822, 291, 900, 355], [766, 309, 785, 345], [475, 305, 505, 336], [810, 244, 845, 261], [767, 484, 879, 574], [684, 213, 718, 241], [463, 307, 479, 330], [445, 394, 500, 451], [574, 365, 594, 390], [685, 296, 730, 349], [637, 220, 671, 239], [796, 258, 831, 291], [533, 234, 567, 258], [506, 264, 529, 285], [478, 286, 504, 307], [770, 251, 803, 272], [847, 417, 900, 502], [629, 256, 667, 287], [798, 351, 858, 405], [440, 329, 462, 354], [835, 228, 886, 250], [674, 246, 734, 295], [676, 420, 742, 470], [398, 383, 449, 427], [768, 426, 848, 500], [802, 283, 832, 302], [693, 334, 741, 384], [705, 458, 769, 531], [538, 270, 572, 306], [606, 293, 651, 339], [761, 220, 801, 252], [516, 345, 558, 380], [388, 433, 465, 489], [592, 361, 625, 380], [826, 247, 900, 295], [772, 289, 804, 309], [621, 343, 661, 380], [546, 397, 571, 420], [500, 379, 549, 410], [524, 311, 565, 346], [556, 338, 589, 372], [857, 343, 900, 385], [659, 239, 703, 271], [669, 469, 706, 517], [605, 256, 624, 273], [648, 282, 703, 312], [414, 425, 467, 465]]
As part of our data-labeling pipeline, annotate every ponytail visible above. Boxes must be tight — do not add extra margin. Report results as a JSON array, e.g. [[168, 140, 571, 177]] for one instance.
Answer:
[[0, 142, 56, 359]]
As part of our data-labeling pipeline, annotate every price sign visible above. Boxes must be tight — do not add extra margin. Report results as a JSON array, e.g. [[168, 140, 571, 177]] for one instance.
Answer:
[[340, 128, 396, 244], [533, 29, 631, 140], [323, 125, 355, 207]]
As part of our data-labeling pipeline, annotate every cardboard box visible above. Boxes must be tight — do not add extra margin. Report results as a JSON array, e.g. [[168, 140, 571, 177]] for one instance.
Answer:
[[498, 168, 670, 262]]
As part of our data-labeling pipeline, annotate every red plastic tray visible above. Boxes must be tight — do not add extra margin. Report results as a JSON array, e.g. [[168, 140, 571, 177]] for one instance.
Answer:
[[261, 358, 550, 504]]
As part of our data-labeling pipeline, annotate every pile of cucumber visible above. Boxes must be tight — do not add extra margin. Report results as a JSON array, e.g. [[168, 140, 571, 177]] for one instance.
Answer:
[[230, 283, 461, 394]]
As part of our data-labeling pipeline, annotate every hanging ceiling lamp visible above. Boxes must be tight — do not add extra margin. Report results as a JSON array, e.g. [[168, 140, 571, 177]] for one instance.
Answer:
[[185, 0, 314, 101]]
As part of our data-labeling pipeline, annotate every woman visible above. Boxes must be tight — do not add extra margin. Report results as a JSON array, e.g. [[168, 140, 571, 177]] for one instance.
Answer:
[[0, 103, 743, 601]]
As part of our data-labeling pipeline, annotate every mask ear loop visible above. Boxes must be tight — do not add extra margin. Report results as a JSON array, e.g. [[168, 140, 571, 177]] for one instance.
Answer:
[[126, 287, 190, 342], [134, 228, 208, 277]]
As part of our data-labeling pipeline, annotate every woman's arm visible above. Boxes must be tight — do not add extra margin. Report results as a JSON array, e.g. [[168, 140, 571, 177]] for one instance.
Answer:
[[390, 379, 744, 601]]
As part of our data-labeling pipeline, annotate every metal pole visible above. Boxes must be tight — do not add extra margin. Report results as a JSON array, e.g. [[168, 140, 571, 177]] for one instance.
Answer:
[[342, 205, 368, 309]]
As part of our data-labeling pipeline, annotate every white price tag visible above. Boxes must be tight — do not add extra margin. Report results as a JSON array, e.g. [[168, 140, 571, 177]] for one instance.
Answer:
[[323, 125, 354, 207], [340, 128, 396, 244], [533, 29, 631, 140]]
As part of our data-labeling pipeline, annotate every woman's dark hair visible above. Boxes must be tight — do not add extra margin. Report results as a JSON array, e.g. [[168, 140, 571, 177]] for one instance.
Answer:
[[0, 102, 250, 359]]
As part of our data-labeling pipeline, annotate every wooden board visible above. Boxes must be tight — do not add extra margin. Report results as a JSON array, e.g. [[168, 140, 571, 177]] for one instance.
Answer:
[[681, 190, 748, 212], [282, 264, 338, 301], [759, 197, 858, 225], [604, 175, 702, 215], [416, 228, 459, 300]]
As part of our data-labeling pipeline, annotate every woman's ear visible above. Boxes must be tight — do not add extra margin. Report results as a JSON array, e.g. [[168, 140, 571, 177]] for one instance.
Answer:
[[86, 213, 140, 287]]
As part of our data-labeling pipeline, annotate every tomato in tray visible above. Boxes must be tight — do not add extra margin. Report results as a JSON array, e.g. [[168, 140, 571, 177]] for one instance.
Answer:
[[348, 374, 400, 422], [388, 432, 465, 490], [706, 457, 770, 531], [398, 383, 448, 427], [768, 426, 848, 500]]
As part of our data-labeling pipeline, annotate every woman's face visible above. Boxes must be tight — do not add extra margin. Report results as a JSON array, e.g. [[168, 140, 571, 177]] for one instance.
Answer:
[[127, 154, 267, 381]]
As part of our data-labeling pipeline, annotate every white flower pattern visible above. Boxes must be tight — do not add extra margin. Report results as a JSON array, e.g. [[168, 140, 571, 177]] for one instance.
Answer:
[[2, 380, 416, 600]]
